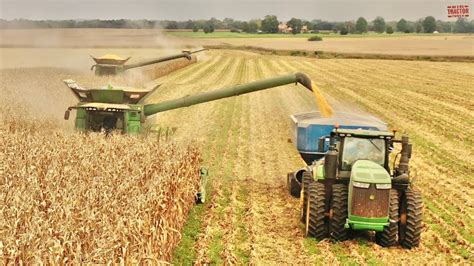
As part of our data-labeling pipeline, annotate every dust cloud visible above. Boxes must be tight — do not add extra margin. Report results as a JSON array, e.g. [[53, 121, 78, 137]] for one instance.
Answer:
[[0, 27, 207, 130]]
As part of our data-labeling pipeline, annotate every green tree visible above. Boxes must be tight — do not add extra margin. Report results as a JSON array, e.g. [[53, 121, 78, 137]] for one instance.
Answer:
[[339, 25, 349, 35], [414, 21, 423, 33], [203, 22, 215, 34], [165, 21, 178, 29], [454, 18, 470, 33], [287, 18, 303, 34], [192, 25, 199, 32], [386, 25, 394, 34], [355, 17, 368, 33], [373, 16, 386, 33], [422, 16, 436, 33], [437, 20, 452, 33], [240, 22, 249, 32], [245, 21, 259, 33], [261, 15, 279, 33], [185, 20, 195, 29], [397, 19, 409, 32], [346, 21, 356, 34]]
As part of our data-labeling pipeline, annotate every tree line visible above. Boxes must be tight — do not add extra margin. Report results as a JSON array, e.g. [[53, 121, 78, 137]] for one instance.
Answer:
[[1, 16, 473, 33]]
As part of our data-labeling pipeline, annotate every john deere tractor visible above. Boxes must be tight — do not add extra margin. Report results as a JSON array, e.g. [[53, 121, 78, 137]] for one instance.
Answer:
[[287, 112, 423, 248]]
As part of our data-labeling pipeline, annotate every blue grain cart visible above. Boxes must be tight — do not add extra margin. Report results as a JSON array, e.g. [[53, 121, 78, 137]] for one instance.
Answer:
[[287, 111, 388, 196]]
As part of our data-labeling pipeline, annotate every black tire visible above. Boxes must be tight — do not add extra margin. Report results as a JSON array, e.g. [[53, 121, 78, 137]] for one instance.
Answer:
[[287, 173, 301, 198], [305, 182, 328, 239], [329, 184, 349, 241], [300, 171, 313, 223], [399, 188, 423, 249], [376, 189, 399, 247]]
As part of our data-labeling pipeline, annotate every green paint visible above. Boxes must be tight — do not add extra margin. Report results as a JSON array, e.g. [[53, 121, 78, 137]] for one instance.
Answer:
[[350, 160, 391, 184], [347, 215, 389, 232], [314, 163, 325, 180]]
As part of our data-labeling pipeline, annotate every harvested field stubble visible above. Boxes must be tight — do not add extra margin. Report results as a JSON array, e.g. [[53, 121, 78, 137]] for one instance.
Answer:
[[0, 69, 203, 263]]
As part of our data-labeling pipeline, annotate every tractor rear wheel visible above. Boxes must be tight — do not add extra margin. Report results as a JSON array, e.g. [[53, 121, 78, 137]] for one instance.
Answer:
[[305, 182, 328, 239], [300, 171, 313, 223], [376, 189, 399, 247], [287, 173, 301, 198], [399, 187, 423, 249], [329, 184, 349, 241]]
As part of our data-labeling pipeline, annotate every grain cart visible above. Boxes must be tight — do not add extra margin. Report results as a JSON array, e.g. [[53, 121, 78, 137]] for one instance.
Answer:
[[90, 49, 207, 76], [287, 111, 422, 249]]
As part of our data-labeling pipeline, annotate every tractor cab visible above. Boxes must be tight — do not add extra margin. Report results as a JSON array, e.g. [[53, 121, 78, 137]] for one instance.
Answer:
[[330, 128, 395, 178]]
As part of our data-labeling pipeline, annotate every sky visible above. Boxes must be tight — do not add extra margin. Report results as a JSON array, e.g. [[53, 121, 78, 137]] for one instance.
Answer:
[[0, 0, 471, 21]]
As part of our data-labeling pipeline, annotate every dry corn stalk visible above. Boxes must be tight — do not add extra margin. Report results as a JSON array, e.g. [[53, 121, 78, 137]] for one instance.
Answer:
[[0, 109, 201, 264]]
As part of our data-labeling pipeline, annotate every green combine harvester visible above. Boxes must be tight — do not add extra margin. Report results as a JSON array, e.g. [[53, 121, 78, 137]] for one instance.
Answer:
[[90, 49, 206, 76], [287, 112, 423, 248], [63, 72, 312, 134]]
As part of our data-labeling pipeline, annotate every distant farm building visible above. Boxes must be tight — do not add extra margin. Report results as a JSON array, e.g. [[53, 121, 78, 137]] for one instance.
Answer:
[[278, 22, 309, 34], [278, 23, 292, 33], [301, 25, 309, 33]]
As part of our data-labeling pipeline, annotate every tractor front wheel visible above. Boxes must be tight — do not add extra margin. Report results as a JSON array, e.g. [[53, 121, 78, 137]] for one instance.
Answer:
[[305, 182, 328, 240], [375, 189, 399, 247], [300, 171, 313, 223], [329, 184, 349, 241], [399, 187, 423, 249]]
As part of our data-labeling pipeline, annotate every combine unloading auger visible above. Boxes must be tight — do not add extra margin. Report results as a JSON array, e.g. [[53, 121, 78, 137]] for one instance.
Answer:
[[143, 72, 312, 116], [90, 49, 207, 76]]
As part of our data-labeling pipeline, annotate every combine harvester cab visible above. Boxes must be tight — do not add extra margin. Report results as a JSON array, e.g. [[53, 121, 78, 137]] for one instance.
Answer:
[[287, 111, 423, 249], [90, 49, 206, 76]]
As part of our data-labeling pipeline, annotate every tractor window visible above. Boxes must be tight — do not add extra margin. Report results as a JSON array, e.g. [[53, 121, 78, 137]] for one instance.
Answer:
[[341, 137, 385, 170]]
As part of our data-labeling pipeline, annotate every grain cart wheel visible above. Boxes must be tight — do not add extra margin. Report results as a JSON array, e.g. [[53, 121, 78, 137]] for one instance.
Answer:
[[305, 182, 328, 239], [300, 171, 313, 223], [287, 173, 301, 198], [329, 184, 349, 241], [399, 188, 423, 249], [376, 189, 399, 247]]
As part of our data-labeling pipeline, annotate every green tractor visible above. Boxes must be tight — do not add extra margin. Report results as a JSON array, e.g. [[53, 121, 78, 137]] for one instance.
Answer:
[[288, 112, 423, 248]]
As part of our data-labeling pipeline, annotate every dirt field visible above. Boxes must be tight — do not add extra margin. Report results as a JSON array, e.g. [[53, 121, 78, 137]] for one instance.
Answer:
[[1, 29, 473, 56], [0, 45, 472, 264], [203, 35, 474, 56]]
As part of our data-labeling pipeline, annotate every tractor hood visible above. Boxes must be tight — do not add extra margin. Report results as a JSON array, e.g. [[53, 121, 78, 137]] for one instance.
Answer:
[[350, 160, 391, 184]]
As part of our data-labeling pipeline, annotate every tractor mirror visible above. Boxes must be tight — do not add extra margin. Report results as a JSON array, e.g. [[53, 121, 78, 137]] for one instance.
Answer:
[[64, 110, 70, 120]]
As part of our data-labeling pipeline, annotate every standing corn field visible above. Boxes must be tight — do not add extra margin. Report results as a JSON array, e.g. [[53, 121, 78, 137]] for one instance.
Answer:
[[0, 101, 202, 263]]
